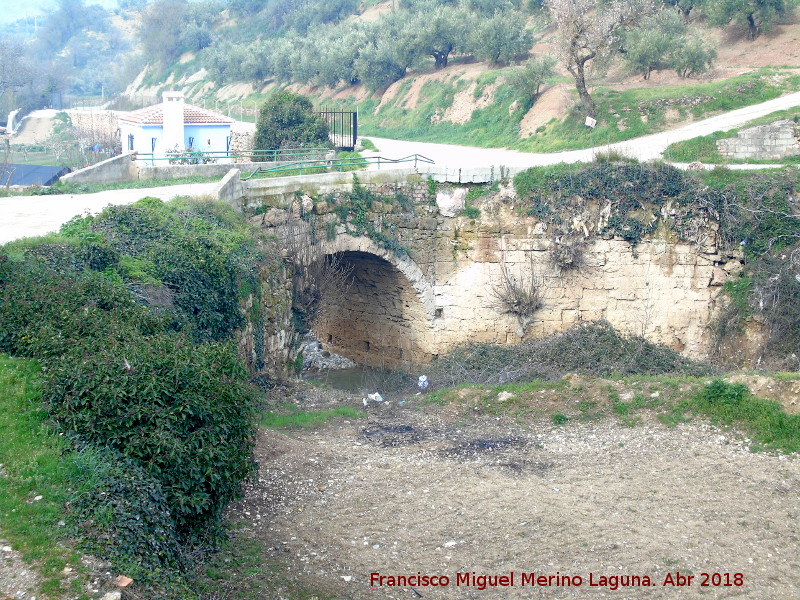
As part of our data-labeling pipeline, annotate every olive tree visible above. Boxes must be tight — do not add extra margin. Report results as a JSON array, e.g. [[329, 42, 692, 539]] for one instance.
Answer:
[[671, 32, 717, 77], [469, 9, 532, 66], [707, 0, 789, 39], [354, 17, 416, 90], [623, 9, 717, 79], [547, 0, 657, 116], [406, 4, 471, 69], [623, 10, 687, 79], [506, 55, 557, 104]]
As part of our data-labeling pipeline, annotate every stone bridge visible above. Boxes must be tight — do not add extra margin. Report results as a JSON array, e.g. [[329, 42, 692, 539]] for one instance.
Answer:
[[227, 168, 739, 370]]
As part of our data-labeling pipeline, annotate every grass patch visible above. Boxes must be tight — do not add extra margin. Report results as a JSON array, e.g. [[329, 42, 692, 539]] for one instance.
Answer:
[[192, 527, 340, 600], [336, 150, 369, 171], [421, 380, 566, 418], [260, 404, 364, 429], [421, 371, 798, 452], [349, 78, 523, 149], [664, 131, 729, 162], [689, 379, 800, 453], [359, 138, 379, 152], [0, 354, 90, 599]]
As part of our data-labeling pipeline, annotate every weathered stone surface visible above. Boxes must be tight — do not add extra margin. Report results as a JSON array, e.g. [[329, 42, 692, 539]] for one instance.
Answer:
[[436, 187, 467, 217], [249, 177, 736, 369], [717, 119, 800, 160]]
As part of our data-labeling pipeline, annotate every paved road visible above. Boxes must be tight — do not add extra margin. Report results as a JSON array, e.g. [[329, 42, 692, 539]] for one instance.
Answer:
[[0, 182, 219, 244], [364, 90, 800, 168], [2, 90, 798, 244]]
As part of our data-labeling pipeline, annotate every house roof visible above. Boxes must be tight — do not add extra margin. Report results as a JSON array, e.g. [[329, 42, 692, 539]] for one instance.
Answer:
[[119, 102, 235, 126]]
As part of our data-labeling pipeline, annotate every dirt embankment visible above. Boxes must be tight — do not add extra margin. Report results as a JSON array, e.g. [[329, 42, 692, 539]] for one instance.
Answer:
[[221, 379, 800, 599]]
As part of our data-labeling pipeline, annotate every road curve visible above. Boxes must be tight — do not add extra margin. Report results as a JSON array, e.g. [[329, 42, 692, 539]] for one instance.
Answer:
[[364, 90, 800, 168]]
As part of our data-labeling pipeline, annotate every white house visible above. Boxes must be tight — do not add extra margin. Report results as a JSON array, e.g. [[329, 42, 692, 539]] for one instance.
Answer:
[[118, 91, 235, 164]]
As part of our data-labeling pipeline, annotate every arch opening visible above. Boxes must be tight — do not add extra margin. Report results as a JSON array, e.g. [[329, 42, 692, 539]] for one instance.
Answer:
[[313, 251, 432, 369]]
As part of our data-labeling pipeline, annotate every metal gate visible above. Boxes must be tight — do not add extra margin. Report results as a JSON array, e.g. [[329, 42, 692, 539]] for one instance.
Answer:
[[314, 108, 358, 151]]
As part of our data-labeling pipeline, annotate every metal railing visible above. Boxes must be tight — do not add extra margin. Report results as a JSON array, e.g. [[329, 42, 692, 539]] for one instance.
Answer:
[[242, 154, 435, 180], [135, 148, 332, 166]]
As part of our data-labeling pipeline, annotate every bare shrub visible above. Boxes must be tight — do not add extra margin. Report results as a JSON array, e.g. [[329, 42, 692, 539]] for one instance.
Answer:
[[550, 234, 587, 273], [491, 255, 544, 337], [428, 321, 717, 387], [292, 253, 354, 328], [274, 210, 354, 329]]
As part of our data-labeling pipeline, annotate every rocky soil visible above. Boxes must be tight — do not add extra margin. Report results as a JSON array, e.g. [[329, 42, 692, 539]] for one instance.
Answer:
[[221, 379, 800, 599]]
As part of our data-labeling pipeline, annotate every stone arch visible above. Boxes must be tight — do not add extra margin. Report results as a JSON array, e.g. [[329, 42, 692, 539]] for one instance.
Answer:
[[313, 235, 435, 368]]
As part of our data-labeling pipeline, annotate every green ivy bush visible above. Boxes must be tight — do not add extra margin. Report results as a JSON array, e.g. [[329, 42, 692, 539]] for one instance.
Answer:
[[0, 255, 167, 359], [513, 162, 729, 247], [0, 196, 269, 593], [69, 445, 191, 596], [47, 332, 257, 534]]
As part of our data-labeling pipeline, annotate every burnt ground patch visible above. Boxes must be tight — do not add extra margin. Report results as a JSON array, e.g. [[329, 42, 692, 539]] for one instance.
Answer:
[[361, 423, 426, 447], [439, 436, 528, 458]]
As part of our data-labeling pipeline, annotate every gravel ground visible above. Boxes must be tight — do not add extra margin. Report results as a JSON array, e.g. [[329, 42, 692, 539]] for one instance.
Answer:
[[226, 383, 800, 600]]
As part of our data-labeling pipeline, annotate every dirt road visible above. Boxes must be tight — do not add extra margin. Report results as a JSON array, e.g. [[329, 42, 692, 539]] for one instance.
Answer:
[[4, 90, 799, 245], [364, 91, 800, 168], [224, 382, 800, 600], [0, 183, 219, 244]]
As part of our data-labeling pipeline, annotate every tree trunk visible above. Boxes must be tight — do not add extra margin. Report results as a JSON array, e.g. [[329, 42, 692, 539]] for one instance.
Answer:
[[747, 13, 758, 40], [433, 44, 453, 69], [573, 59, 596, 117]]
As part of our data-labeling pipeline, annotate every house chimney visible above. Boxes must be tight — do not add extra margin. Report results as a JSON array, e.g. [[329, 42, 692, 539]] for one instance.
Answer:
[[162, 91, 185, 151]]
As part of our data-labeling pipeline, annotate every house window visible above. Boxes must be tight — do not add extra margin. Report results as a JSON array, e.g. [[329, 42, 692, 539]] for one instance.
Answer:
[[151, 138, 157, 152], [188, 137, 194, 148], [127, 134, 134, 151]]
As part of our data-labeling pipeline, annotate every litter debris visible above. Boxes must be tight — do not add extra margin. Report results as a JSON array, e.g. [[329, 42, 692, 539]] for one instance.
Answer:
[[367, 392, 384, 403], [497, 391, 515, 402], [418, 375, 429, 391]]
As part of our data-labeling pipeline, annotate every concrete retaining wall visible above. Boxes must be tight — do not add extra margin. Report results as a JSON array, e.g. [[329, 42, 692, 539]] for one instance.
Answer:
[[215, 168, 243, 205], [233, 165, 518, 210], [60, 153, 139, 184], [419, 164, 527, 184]]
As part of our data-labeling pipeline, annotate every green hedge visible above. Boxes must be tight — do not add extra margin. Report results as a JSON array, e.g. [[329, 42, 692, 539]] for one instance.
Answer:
[[0, 197, 268, 593]]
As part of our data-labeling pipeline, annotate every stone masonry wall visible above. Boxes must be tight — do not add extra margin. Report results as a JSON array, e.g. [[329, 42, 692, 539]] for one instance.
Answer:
[[717, 119, 800, 160], [250, 179, 738, 369]]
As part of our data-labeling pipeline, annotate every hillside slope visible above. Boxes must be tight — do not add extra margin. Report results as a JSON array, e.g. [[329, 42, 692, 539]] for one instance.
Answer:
[[117, 3, 800, 151]]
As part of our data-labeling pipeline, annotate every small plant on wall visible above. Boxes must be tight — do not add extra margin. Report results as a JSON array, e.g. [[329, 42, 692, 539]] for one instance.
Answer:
[[550, 233, 588, 274], [490, 254, 544, 338]]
